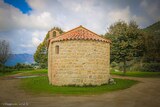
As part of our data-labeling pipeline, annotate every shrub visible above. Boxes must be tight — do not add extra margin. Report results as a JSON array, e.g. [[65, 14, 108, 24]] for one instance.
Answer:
[[14, 63, 34, 70], [141, 63, 160, 72], [111, 62, 118, 68], [0, 64, 15, 72]]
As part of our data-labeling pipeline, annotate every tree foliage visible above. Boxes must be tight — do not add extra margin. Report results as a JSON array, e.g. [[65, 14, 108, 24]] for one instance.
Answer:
[[143, 21, 160, 62], [34, 42, 48, 68], [34, 27, 64, 68], [0, 40, 11, 66], [105, 20, 145, 74]]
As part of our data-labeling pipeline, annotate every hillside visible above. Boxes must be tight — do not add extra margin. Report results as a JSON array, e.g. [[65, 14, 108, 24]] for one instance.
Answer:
[[143, 20, 160, 43], [144, 21, 160, 37], [5, 53, 34, 66], [144, 21, 160, 30], [143, 21, 160, 62]]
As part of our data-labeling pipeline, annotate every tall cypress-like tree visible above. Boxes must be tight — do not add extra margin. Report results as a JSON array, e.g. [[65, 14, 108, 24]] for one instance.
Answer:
[[105, 20, 145, 74], [34, 27, 64, 68]]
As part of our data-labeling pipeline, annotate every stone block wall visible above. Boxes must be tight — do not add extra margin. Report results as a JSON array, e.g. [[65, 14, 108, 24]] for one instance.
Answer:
[[48, 40, 110, 86]]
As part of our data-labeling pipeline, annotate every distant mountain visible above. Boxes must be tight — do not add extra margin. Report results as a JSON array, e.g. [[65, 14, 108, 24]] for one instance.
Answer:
[[143, 21, 160, 62], [144, 21, 160, 31], [5, 53, 34, 66], [143, 21, 160, 37]]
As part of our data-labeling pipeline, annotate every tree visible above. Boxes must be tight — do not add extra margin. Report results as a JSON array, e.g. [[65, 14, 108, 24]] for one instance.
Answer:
[[34, 27, 64, 68], [105, 20, 145, 74], [34, 42, 48, 68], [143, 21, 160, 62], [0, 40, 11, 67]]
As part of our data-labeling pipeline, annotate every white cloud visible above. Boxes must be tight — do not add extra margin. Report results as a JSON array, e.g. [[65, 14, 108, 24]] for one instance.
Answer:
[[32, 37, 41, 47], [20, 44, 33, 48], [0, 0, 158, 54], [31, 30, 46, 47], [140, 0, 160, 21], [108, 6, 131, 22], [16, 11, 54, 30], [0, 1, 55, 31]]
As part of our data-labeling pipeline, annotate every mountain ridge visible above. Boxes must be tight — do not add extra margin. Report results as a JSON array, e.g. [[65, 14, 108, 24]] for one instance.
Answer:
[[5, 53, 34, 66]]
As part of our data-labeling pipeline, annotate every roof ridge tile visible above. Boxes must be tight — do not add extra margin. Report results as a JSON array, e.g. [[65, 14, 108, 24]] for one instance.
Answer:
[[51, 26, 111, 43]]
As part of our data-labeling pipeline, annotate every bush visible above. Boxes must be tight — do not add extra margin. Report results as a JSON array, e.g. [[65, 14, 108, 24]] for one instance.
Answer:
[[14, 63, 34, 70], [128, 63, 141, 71], [111, 62, 118, 68], [114, 61, 160, 72], [141, 63, 160, 72], [0, 66, 15, 72], [0, 64, 15, 72]]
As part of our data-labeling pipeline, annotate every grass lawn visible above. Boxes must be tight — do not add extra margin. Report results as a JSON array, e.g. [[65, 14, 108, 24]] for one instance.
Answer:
[[0, 69, 47, 77], [3, 69, 159, 95], [2, 69, 159, 78], [17, 69, 47, 76], [21, 76, 138, 95], [111, 70, 160, 78], [0, 70, 23, 77]]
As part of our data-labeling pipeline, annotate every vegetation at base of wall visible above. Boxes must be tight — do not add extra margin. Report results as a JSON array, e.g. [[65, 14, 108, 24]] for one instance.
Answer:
[[111, 69, 160, 77], [20, 76, 138, 95]]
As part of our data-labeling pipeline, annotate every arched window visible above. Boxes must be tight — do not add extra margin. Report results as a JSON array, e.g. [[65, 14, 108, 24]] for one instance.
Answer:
[[53, 31, 56, 37], [55, 45, 59, 54]]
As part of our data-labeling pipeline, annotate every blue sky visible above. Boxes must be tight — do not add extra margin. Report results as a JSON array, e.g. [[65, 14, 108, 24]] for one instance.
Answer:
[[0, 0, 160, 54], [4, 0, 32, 14]]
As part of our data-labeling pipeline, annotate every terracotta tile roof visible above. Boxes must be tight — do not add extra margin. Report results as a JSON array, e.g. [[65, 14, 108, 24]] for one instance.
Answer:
[[50, 25, 111, 43]]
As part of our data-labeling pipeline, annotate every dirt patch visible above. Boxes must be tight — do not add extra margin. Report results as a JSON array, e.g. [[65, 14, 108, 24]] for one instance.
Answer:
[[0, 75, 160, 107]]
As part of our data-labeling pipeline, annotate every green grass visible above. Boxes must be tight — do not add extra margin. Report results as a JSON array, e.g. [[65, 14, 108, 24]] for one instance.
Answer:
[[0, 69, 47, 77], [21, 76, 138, 95], [0, 71, 22, 77], [17, 69, 47, 76], [111, 71, 160, 78], [4, 69, 157, 95]]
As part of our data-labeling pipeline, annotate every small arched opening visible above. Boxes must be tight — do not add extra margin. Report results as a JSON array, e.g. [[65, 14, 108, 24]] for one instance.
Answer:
[[53, 31, 56, 37], [55, 45, 59, 54]]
